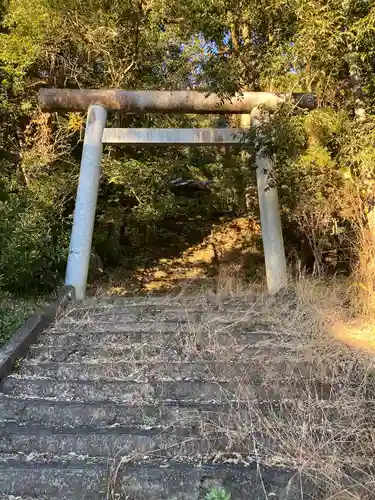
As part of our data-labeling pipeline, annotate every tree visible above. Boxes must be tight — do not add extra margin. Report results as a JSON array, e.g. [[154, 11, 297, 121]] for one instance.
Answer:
[[1, 0, 375, 296]]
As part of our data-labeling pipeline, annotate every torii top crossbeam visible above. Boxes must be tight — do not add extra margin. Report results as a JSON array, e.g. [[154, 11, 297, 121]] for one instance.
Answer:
[[39, 89, 316, 113]]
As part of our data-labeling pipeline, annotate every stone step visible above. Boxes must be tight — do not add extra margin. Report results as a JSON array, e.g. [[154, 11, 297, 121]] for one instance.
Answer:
[[0, 497, 49, 500], [76, 296, 252, 308], [0, 460, 308, 499], [56, 316, 197, 333], [34, 329, 278, 349], [0, 396, 342, 438], [1, 376, 332, 404], [63, 307, 257, 323], [0, 496, 43, 500], [0, 423, 267, 459], [65, 307, 191, 321], [0, 377, 268, 403], [0, 396, 311, 429], [0, 461, 106, 500], [16, 359, 304, 382], [52, 320, 272, 335], [77, 295, 257, 308], [0, 452, 107, 466], [25, 342, 291, 364], [78, 296, 187, 307], [54, 319, 191, 333]]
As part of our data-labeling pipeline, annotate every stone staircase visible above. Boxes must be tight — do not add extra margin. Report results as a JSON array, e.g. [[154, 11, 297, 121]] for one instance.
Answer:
[[0, 295, 320, 499]]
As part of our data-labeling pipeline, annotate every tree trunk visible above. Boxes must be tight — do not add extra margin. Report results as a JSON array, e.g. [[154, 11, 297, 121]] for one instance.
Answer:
[[347, 51, 366, 123]]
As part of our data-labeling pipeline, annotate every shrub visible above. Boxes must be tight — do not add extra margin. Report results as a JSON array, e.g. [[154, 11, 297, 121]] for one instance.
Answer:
[[0, 194, 68, 294]]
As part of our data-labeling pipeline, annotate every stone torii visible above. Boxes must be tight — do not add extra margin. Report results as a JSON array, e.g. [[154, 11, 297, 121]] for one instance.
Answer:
[[39, 89, 316, 299]]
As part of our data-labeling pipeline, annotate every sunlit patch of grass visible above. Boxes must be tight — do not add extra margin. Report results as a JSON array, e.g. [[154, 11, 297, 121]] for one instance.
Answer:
[[331, 317, 375, 353]]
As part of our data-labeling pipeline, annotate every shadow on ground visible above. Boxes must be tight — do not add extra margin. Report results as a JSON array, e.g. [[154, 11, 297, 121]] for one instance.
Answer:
[[90, 217, 265, 296]]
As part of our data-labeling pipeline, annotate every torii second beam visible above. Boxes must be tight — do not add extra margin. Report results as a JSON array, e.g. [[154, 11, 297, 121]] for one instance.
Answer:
[[102, 128, 245, 146]]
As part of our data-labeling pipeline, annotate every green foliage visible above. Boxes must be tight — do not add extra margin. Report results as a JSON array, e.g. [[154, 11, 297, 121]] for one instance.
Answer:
[[0, 0, 58, 71], [0, 0, 374, 300], [204, 487, 231, 500], [0, 293, 45, 346], [0, 194, 68, 294]]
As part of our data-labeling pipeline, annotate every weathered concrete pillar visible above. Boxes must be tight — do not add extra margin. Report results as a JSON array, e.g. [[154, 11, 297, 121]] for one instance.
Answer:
[[65, 105, 107, 299], [239, 113, 252, 212], [251, 108, 287, 294]]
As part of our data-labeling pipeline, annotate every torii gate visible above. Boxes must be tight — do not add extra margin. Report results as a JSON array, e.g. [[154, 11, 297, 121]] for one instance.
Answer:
[[39, 89, 316, 299]]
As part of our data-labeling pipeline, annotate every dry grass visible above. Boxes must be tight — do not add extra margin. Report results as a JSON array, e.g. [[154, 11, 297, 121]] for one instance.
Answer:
[[62, 276, 375, 499], [212, 278, 375, 499]]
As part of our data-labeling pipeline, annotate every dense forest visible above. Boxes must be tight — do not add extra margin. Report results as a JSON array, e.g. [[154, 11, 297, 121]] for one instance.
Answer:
[[1, 0, 375, 312]]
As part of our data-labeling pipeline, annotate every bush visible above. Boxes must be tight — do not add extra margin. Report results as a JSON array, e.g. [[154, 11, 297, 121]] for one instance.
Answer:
[[0, 293, 45, 346], [0, 194, 68, 294]]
